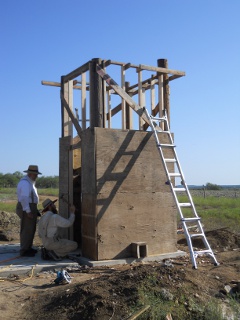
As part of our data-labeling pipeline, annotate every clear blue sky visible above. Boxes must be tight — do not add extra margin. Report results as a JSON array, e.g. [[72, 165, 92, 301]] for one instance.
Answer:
[[0, 0, 239, 185]]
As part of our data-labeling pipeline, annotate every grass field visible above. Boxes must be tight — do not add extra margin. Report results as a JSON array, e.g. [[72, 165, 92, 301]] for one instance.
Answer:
[[0, 188, 240, 232], [0, 187, 59, 212]]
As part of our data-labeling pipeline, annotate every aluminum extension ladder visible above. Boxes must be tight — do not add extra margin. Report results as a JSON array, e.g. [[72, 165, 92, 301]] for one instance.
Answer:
[[144, 107, 219, 269]]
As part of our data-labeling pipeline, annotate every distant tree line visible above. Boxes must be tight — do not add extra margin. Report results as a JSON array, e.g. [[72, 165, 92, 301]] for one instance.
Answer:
[[0, 172, 59, 188]]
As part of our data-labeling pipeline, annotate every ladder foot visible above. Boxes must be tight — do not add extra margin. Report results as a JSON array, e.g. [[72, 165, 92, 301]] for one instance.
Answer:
[[165, 181, 170, 185]]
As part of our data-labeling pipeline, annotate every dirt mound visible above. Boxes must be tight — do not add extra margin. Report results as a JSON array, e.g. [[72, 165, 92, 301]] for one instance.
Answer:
[[177, 228, 240, 252], [23, 256, 240, 320], [0, 211, 20, 241]]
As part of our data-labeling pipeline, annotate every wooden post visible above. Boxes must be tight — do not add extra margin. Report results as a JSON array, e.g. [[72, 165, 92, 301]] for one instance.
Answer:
[[60, 77, 73, 239], [137, 68, 145, 130], [107, 89, 112, 128], [158, 59, 170, 130], [125, 81, 132, 129], [89, 58, 103, 128], [81, 72, 86, 130], [121, 65, 126, 129]]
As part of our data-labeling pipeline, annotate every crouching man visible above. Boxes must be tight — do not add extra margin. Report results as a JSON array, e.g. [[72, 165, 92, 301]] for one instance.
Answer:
[[38, 198, 78, 260]]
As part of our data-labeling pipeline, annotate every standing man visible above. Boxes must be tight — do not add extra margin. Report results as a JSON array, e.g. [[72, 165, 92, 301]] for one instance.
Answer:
[[16, 165, 42, 257], [38, 198, 78, 260]]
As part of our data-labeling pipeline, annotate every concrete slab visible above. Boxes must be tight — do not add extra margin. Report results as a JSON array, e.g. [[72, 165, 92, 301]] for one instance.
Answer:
[[0, 243, 81, 277], [75, 251, 187, 267], [0, 243, 186, 277]]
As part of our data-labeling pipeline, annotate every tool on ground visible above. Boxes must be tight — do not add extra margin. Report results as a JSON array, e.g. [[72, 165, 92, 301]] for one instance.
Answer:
[[54, 269, 72, 285], [97, 65, 219, 269]]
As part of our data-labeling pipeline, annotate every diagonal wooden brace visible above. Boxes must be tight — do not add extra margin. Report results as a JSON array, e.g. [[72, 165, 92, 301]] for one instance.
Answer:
[[96, 65, 162, 132], [60, 92, 83, 138]]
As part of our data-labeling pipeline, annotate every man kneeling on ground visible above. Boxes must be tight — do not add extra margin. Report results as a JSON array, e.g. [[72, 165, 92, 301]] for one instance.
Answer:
[[38, 198, 78, 260]]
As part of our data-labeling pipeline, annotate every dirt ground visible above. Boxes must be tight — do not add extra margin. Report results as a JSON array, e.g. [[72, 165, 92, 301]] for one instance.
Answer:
[[1, 211, 240, 319]]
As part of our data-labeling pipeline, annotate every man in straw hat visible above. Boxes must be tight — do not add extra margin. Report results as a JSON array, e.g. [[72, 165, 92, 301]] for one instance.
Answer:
[[16, 165, 42, 257], [38, 198, 78, 260]]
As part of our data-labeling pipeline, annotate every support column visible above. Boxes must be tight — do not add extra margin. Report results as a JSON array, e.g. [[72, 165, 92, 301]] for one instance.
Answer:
[[158, 59, 170, 129], [89, 58, 103, 128]]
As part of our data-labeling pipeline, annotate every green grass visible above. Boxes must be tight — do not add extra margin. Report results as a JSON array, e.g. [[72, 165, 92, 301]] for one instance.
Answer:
[[38, 188, 59, 196], [1, 189, 240, 233], [0, 188, 59, 213], [178, 195, 240, 232], [130, 272, 227, 320]]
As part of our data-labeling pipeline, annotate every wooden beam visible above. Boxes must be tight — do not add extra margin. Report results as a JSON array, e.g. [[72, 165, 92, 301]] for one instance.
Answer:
[[121, 65, 126, 129], [41, 80, 87, 91], [106, 103, 121, 120], [158, 59, 170, 130], [139, 64, 185, 76], [63, 61, 89, 82], [103, 60, 185, 76], [60, 92, 83, 138], [89, 58, 103, 128], [96, 65, 162, 131], [81, 72, 87, 130]]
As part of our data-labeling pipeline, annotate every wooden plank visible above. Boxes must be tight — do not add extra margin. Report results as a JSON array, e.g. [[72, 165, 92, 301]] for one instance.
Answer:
[[158, 74, 164, 130], [81, 72, 86, 130], [95, 128, 174, 195], [97, 192, 177, 259], [121, 65, 126, 129], [125, 82, 133, 129], [102, 65, 107, 128], [63, 61, 89, 82], [138, 69, 145, 129], [41, 80, 83, 90], [90, 58, 103, 128], [61, 92, 82, 138], [81, 128, 96, 194], [96, 65, 162, 132], [103, 60, 185, 77], [59, 136, 71, 239], [67, 80, 73, 138], [139, 63, 185, 76], [81, 128, 177, 260], [150, 75, 155, 114], [107, 90, 112, 128], [106, 103, 121, 119], [158, 59, 170, 130]]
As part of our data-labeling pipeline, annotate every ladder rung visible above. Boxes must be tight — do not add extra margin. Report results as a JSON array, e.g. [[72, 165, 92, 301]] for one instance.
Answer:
[[157, 143, 175, 148], [194, 250, 212, 255], [181, 217, 201, 222], [165, 159, 176, 163], [169, 173, 181, 177], [151, 116, 166, 122], [173, 187, 186, 192], [179, 203, 192, 207], [190, 233, 204, 238]]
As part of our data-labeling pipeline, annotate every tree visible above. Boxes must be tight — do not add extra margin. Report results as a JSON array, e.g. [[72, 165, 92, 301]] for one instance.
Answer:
[[0, 172, 59, 188], [205, 182, 222, 190]]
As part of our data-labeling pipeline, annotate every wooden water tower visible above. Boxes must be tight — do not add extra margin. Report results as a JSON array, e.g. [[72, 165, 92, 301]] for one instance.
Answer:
[[42, 58, 185, 261]]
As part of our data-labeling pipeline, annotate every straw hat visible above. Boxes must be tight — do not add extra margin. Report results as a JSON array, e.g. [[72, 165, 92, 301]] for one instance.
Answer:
[[23, 165, 42, 175], [42, 198, 58, 212]]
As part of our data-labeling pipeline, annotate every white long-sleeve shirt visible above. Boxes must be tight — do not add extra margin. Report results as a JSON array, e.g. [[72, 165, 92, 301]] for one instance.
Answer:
[[17, 176, 39, 213], [38, 210, 75, 239]]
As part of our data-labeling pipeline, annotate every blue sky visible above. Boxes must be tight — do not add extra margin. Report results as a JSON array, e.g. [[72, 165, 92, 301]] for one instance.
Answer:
[[0, 0, 239, 185]]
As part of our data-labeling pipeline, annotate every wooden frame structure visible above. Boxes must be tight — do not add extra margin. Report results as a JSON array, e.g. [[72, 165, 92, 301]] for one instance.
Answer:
[[42, 58, 185, 258], [42, 58, 185, 132]]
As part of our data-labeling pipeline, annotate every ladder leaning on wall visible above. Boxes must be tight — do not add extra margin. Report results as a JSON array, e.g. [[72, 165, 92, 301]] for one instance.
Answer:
[[143, 108, 219, 269], [96, 65, 219, 269]]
